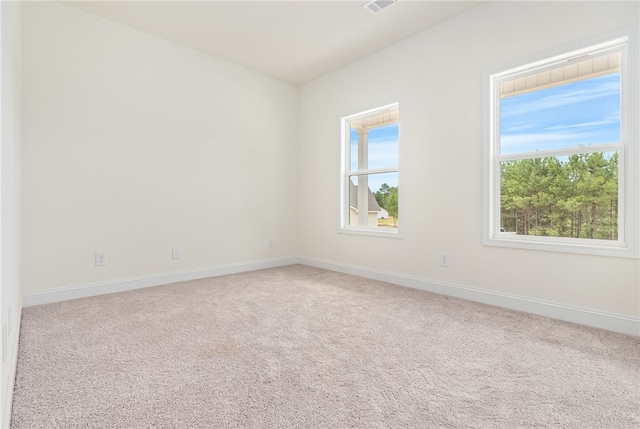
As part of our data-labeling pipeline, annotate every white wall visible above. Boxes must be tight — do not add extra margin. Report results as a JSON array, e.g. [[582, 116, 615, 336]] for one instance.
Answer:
[[18, 2, 640, 324], [1, 0, 21, 426], [21, 2, 298, 294], [298, 2, 640, 319]]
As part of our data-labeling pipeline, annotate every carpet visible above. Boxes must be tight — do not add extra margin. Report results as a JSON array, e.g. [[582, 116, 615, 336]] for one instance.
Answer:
[[11, 264, 640, 428]]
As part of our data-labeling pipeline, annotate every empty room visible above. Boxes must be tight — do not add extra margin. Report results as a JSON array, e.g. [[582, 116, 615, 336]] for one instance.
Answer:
[[1, 0, 639, 427]]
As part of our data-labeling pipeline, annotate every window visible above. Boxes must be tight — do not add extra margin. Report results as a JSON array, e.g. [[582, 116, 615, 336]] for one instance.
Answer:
[[484, 27, 639, 258], [340, 103, 400, 235]]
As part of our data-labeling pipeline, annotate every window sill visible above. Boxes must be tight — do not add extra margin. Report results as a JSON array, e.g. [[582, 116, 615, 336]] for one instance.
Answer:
[[338, 227, 403, 239], [484, 235, 638, 259]]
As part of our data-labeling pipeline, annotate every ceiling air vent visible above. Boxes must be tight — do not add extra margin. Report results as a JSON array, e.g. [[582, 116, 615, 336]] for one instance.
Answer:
[[363, 0, 397, 14]]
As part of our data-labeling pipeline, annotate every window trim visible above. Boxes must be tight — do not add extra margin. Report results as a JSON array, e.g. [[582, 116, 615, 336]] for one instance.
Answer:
[[482, 25, 639, 258], [339, 102, 402, 238]]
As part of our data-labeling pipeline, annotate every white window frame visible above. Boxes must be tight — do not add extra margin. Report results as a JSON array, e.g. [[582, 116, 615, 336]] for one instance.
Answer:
[[339, 102, 402, 237], [483, 25, 639, 258]]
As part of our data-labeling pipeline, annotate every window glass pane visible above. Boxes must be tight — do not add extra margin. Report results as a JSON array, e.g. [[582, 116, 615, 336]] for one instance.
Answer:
[[343, 103, 399, 233], [500, 72, 620, 155], [350, 128, 358, 172], [349, 123, 399, 172], [368, 124, 399, 170], [349, 172, 398, 229], [500, 152, 618, 240]]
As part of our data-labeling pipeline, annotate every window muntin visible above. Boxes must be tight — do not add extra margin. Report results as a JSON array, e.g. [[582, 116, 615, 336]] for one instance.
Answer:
[[484, 30, 638, 257], [342, 103, 399, 234]]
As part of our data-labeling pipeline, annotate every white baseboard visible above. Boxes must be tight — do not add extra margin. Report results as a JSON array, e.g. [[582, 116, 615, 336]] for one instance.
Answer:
[[22, 257, 299, 307], [21, 255, 639, 336], [298, 256, 640, 337], [2, 299, 22, 429]]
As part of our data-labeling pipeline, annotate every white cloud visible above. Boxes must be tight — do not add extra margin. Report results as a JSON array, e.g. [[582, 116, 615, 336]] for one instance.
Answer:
[[501, 131, 590, 152], [543, 110, 620, 131], [502, 123, 537, 133]]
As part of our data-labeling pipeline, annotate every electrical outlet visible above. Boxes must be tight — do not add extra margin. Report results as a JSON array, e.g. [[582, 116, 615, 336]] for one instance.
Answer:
[[172, 247, 181, 260], [439, 252, 449, 267], [268, 238, 275, 248], [95, 252, 106, 266]]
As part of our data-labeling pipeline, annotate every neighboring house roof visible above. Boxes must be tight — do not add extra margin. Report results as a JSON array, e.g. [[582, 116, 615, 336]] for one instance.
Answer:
[[349, 180, 381, 212]]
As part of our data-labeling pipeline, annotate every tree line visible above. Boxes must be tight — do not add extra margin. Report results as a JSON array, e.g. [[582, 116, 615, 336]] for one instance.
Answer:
[[500, 152, 618, 240], [374, 183, 399, 227]]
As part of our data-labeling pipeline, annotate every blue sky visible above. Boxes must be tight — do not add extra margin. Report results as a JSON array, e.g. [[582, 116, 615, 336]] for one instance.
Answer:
[[350, 123, 398, 193], [500, 72, 620, 155]]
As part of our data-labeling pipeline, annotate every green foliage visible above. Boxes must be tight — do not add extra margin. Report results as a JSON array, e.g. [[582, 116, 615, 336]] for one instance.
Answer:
[[500, 152, 618, 240], [375, 183, 399, 227]]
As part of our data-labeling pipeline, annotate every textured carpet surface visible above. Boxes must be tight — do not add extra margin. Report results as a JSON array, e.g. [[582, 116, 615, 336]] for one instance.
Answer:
[[11, 265, 640, 428]]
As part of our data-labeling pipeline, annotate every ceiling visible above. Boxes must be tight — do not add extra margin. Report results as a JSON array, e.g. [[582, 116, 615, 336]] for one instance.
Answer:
[[63, 0, 484, 86]]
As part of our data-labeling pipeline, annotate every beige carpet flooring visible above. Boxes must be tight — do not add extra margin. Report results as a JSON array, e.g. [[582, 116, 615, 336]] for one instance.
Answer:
[[11, 264, 640, 428]]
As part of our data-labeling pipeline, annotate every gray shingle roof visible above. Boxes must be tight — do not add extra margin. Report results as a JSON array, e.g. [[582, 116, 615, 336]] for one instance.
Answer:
[[349, 180, 381, 212]]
